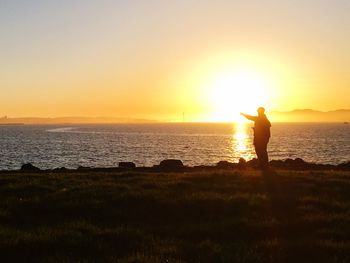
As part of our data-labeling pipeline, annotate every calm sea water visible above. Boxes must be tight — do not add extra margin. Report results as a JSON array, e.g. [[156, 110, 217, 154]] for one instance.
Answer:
[[0, 123, 349, 170]]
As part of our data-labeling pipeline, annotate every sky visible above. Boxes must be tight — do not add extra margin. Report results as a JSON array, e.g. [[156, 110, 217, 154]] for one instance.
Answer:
[[0, 0, 349, 121]]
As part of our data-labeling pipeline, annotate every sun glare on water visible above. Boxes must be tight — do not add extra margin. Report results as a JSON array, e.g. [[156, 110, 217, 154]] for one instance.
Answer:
[[232, 122, 255, 161], [207, 68, 270, 122]]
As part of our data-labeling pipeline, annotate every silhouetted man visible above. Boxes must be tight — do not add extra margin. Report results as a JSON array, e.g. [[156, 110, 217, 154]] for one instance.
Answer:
[[240, 107, 271, 169]]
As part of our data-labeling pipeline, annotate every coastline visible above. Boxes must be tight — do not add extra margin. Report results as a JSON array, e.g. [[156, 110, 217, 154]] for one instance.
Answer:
[[6, 158, 350, 173]]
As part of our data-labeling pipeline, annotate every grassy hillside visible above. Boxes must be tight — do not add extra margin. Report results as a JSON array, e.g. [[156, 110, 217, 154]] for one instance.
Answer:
[[1, 169, 350, 262]]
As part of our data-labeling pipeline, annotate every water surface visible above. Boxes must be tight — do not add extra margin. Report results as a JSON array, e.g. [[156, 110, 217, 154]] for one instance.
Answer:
[[0, 123, 348, 169]]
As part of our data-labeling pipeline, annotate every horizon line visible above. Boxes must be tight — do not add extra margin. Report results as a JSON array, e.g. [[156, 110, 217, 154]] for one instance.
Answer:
[[1, 108, 349, 119], [0, 108, 349, 124]]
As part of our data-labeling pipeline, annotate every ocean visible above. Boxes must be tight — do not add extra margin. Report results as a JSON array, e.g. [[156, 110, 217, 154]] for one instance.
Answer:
[[0, 123, 349, 170]]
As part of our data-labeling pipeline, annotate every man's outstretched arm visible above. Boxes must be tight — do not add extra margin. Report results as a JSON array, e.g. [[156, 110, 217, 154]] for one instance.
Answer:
[[240, 112, 257, 121]]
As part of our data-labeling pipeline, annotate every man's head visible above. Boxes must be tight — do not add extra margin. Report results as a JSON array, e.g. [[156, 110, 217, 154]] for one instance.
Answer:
[[257, 107, 265, 116]]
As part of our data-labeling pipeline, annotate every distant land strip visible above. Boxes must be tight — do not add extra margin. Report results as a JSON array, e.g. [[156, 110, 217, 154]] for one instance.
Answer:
[[0, 109, 349, 123]]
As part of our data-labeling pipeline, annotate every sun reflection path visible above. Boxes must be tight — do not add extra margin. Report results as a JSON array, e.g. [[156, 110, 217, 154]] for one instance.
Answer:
[[231, 123, 255, 162]]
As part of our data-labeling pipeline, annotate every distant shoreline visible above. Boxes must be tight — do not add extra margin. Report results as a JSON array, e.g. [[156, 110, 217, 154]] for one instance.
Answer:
[[0, 109, 349, 123], [0, 123, 24, 126], [0, 121, 348, 125]]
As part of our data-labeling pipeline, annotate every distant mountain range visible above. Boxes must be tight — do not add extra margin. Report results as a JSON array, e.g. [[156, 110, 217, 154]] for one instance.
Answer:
[[0, 109, 349, 124], [0, 116, 158, 124], [270, 109, 350, 122]]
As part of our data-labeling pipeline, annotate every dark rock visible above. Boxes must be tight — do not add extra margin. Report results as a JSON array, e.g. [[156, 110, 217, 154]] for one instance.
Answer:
[[269, 160, 284, 168], [119, 162, 136, 168], [338, 161, 350, 170], [247, 158, 259, 168], [159, 159, 184, 171], [238, 158, 247, 169], [77, 166, 91, 170], [53, 167, 68, 172], [294, 158, 306, 165], [269, 158, 338, 170], [286, 158, 309, 169], [285, 158, 294, 166], [20, 163, 40, 172], [216, 161, 235, 169]]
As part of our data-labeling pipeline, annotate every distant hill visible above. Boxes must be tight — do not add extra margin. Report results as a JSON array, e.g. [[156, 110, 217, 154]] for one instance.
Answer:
[[0, 110, 349, 124], [0, 116, 158, 124], [270, 109, 350, 122]]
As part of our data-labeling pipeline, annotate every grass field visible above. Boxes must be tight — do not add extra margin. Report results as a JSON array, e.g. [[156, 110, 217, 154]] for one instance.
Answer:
[[1, 168, 350, 262]]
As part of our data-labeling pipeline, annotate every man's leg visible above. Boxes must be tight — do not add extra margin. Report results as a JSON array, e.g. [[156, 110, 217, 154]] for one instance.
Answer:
[[255, 143, 268, 169], [260, 145, 269, 169], [254, 143, 263, 168]]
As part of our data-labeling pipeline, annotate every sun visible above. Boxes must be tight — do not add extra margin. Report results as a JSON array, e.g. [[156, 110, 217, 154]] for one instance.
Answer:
[[207, 68, 270, 122]]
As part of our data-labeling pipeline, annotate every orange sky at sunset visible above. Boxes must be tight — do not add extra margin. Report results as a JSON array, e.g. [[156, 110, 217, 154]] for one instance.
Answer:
[[1, 1, 349, 122]]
